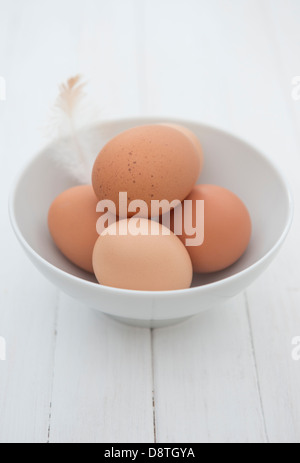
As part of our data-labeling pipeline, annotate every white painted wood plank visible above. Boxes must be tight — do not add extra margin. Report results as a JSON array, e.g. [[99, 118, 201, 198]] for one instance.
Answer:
[[217, 0, 300, 443], [42, 0, 155, 443], [143, 0, 300, 443], [2, 0, 300, 444], [244, 0, 300, 443], [0, 152, 57, 444], [143, 0, 269, 443], [153, 295, 267, 444], [0, 0, 153, 443], [0, 1, 59, 443], [265, 0, 300, 129], [49, 295, 154, 443], [76, 0, 142, 119], [245, 256, 300, 444], [0, 255, 57, 444]]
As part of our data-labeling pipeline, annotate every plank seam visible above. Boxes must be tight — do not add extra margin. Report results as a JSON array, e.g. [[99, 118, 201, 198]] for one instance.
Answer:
[[244, 291, 270, 443], [150, 328, 157, 444], [47, 291, 60, 444]]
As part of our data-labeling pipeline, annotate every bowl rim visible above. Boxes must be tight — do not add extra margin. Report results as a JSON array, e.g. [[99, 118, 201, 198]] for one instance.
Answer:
[[9, 117, 294, 298]]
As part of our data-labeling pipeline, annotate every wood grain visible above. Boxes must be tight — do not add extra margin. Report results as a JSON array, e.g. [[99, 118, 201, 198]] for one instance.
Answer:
[[0, 0, 153, 443], [0, 0, 299, 443], [49, 295, 154, 443], [142, 0, 300, 443], [153, 295, 267, 444]]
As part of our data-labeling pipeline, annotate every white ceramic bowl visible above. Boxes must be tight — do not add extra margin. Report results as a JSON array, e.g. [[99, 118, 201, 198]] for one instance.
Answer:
[[9, 118, 293, 327]]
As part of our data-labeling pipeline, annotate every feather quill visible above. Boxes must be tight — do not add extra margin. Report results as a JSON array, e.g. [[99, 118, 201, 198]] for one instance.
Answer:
[[46, 75, 102, 184]]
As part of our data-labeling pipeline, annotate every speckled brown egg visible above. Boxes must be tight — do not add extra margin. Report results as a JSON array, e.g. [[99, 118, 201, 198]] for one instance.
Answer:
[[171, 185, 252, 273], [48, 185, 101, 273], [92, 125, 201, 217]]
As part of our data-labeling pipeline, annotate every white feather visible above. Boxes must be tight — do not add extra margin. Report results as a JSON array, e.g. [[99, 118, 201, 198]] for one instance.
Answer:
[[46, 76, 102, 184]]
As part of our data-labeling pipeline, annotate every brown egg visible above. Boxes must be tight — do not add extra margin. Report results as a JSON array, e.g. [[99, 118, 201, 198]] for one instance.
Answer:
[[159, 123, 204, 171], [171, 185, 252, 273], [93, 219, 193, 291], [48, 185, 101, 273], [92, 125, 201, 217]]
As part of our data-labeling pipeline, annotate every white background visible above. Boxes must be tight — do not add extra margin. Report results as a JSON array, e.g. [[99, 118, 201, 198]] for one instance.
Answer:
[[0, 0, 300, 444]]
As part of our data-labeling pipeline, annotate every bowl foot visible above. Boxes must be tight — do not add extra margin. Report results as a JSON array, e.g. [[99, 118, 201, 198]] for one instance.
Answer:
[[104, 313, 194, 329]]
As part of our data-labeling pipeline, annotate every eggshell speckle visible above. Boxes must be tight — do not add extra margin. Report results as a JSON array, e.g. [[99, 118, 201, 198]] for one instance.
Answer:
[[93, 219, 193, 291], [92, 125, 201, 217], [48, 185, 100, 273], [171, 185, 252, 273]]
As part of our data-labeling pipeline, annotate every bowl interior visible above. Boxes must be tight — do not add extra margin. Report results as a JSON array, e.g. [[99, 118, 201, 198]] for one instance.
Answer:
[[12, 118, 291, 288]]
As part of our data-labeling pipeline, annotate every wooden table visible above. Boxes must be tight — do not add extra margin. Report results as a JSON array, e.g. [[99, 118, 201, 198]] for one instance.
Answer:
[[0, 0, 299, 444]]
